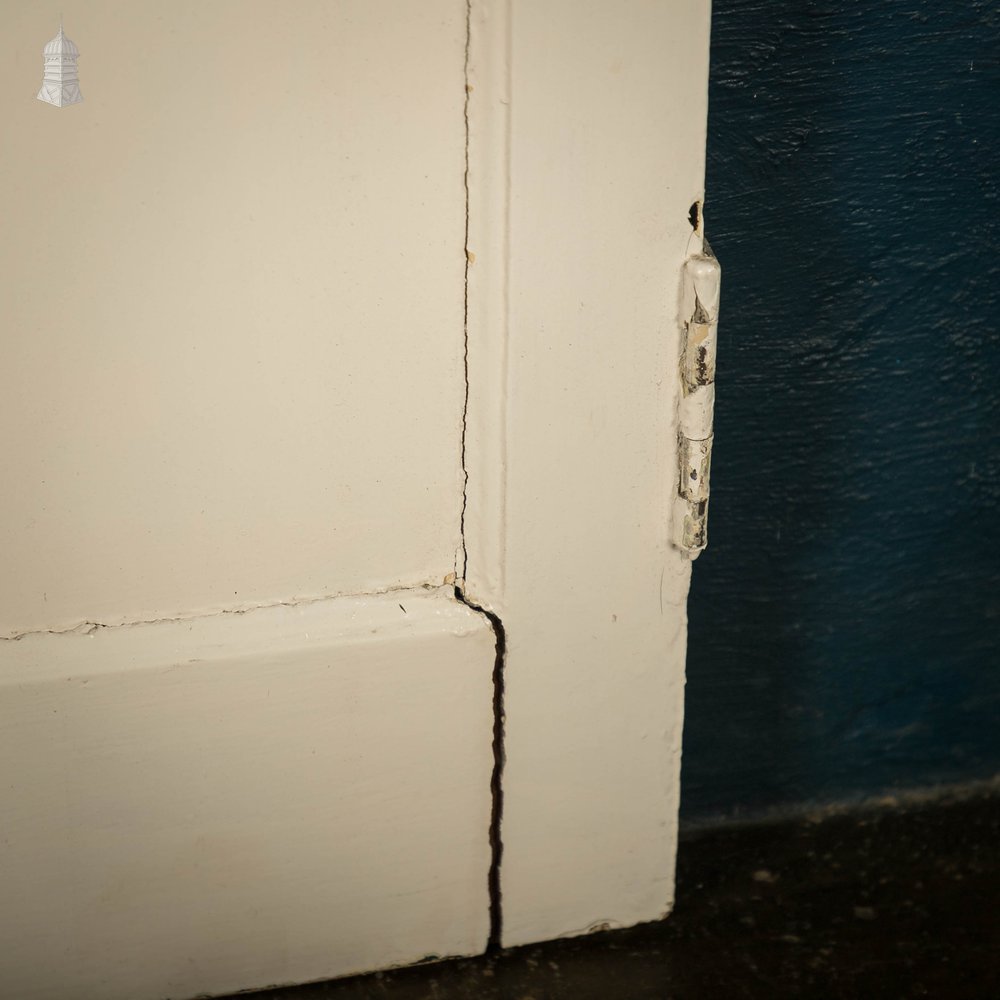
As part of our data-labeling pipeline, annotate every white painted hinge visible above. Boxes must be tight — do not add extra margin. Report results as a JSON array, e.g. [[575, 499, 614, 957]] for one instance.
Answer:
[[673, 243, 720, 559]]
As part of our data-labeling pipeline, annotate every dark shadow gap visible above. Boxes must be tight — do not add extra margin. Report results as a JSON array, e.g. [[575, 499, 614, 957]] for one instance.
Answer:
[[454, 585, 506, 953]]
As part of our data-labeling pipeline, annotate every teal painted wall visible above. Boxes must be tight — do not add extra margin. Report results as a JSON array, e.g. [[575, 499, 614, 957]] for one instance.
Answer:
[[681, 0, 1000, 822]]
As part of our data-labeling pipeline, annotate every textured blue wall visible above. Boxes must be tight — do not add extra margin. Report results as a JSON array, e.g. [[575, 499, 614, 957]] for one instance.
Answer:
[[681, 0, 1000, 822]]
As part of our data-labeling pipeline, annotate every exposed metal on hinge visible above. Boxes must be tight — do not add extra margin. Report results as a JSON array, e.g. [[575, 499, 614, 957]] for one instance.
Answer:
[[673, 243, 721, 559]]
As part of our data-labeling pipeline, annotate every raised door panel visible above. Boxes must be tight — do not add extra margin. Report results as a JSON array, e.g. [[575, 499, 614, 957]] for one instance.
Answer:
[[0, 591, 495, 1000], [0, 1, 467, 635]]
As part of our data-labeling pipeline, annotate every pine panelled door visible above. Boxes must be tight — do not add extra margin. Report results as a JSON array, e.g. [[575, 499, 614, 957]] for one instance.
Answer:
[[0, 3, 714, 997]]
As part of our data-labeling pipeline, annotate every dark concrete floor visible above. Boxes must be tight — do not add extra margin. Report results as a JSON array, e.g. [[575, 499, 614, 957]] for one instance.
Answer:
[[224, 790, 1000, 999]]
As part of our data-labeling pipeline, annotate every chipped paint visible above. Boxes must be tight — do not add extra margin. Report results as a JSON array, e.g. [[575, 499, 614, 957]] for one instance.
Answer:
[[673, 244, 721, 559]]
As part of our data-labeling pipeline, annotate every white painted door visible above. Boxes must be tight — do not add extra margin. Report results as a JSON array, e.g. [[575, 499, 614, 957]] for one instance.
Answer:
[[462, 0, 715, 948], [0, 4, 493, 997], [0, 2, 714, 997]]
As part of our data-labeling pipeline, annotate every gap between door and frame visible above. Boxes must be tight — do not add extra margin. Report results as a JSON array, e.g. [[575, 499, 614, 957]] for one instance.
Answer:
[[454, 0, 507, 957]]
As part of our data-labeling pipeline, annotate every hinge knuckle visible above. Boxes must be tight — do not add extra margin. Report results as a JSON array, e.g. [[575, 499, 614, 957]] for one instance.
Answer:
[[673, 245, 720, 559]]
